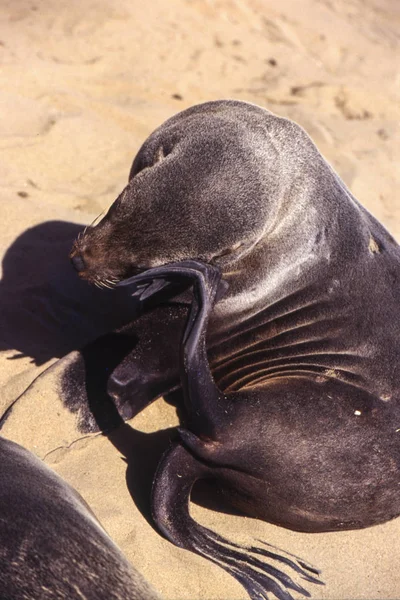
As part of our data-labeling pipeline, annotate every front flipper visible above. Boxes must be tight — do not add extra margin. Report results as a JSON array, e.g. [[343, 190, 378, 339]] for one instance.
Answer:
[[152, 443, 322, 600]]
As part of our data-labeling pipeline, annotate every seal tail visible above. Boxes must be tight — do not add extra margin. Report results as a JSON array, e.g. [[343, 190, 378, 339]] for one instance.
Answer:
[[151, 442, 322, 600]]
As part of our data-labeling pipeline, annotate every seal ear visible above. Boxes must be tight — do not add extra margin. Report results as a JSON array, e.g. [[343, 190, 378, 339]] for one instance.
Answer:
[[154, 146, 165, 163], [129, 141, 174, 180], [129, 146, 165, 180]]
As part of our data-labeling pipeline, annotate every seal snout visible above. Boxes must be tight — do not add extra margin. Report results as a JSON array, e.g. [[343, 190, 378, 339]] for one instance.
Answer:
[[69, 236, 126, 289], [69, 239, 92, 280], [70, 253, 86, 273]]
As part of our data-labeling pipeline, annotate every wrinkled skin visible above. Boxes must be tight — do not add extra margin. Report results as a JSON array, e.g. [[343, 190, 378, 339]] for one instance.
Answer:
[[68, 100, 400, 600]]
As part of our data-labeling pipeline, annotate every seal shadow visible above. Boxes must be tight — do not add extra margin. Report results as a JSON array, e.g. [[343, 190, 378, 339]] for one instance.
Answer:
[[0, 220, 139, 366], [106, 421, 243, 526]]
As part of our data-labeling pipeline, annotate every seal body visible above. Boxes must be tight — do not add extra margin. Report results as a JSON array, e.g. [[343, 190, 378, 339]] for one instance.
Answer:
[[0, 436, 161, 600], [68, 100, 400, 598]]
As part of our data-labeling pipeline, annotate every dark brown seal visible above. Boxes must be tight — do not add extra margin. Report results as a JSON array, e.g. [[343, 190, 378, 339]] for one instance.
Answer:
[[68, 100, 400, 599], [0, 436, 162, 599]]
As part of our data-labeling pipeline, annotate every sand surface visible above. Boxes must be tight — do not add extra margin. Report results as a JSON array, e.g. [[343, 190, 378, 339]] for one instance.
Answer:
[[0, 0, 399, 598]]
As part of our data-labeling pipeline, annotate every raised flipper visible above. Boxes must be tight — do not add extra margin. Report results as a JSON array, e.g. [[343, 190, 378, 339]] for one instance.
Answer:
[[119, 260, 229, 435]]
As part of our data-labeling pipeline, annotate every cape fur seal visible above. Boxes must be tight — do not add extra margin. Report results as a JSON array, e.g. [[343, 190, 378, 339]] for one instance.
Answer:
[[69, 100, 400, 599], [0, 436, 162, 599]]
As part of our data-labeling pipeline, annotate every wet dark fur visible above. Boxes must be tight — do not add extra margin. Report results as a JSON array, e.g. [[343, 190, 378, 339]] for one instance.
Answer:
[[66, 100, 400, 599], [0, 436, 161, 599]]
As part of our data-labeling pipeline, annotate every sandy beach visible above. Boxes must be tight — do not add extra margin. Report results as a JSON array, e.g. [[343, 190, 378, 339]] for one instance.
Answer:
[[0, 0, 399, 597]]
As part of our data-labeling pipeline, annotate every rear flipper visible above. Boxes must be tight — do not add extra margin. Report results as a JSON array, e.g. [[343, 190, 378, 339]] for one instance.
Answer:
[[152, 443, 322, 600]]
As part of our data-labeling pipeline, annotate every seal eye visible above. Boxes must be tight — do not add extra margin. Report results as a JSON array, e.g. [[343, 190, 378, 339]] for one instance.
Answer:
[[231, 241, 244, 251], [213, 241, 244, 260]]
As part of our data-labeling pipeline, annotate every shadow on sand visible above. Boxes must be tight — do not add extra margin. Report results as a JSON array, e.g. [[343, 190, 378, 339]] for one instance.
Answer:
[[0, 220, 140, 365]]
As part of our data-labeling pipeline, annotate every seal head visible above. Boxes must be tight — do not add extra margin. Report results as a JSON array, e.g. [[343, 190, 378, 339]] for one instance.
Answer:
[[70, 101, 311, 293]]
